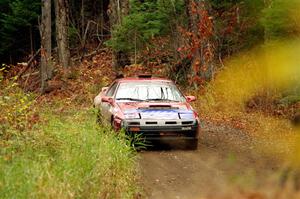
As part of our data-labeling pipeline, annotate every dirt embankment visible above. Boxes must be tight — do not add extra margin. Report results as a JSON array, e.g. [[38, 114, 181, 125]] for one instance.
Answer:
[[138, 123, 295, 199]]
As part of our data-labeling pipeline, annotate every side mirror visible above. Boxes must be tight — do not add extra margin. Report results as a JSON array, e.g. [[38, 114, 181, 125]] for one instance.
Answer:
[[101, 96, 113, 104], [186, 95, 196, 102], [102, 87, 109, 93]]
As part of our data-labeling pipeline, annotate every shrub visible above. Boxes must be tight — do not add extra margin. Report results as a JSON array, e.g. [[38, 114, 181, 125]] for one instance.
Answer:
[[0, 76, 36, 139]]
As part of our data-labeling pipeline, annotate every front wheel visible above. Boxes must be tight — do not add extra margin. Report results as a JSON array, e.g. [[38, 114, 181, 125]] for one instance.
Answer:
[[96, 110, 104, 125], [185, 139, 198, 150]]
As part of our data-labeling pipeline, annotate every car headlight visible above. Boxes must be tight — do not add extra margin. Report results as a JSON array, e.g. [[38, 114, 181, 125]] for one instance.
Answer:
[[179, 111, 195, 119], [124, 112, 140, 119]]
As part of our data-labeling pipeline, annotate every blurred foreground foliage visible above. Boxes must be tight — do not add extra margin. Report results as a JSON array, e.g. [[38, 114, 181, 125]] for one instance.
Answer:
[[194, 39, 300, 167]]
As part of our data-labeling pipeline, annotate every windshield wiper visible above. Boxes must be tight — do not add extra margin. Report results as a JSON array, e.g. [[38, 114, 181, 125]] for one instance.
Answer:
[[146, 98, 180, 102], [116, 98, 144, 101]]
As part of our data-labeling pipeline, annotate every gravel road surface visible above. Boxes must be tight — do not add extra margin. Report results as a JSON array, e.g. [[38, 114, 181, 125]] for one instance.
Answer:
[[139, 124, 282, 199]]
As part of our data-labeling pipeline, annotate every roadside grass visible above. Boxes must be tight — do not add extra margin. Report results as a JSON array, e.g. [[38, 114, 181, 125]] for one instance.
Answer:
[[0, 106, 139, 199]]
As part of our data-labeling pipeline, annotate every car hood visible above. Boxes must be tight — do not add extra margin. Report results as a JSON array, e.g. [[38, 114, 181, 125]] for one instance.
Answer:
[[116, 102, 195, 120]]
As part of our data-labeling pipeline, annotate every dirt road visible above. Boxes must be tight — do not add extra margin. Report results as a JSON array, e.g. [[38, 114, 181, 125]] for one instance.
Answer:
[[138, 124, 283, 199]]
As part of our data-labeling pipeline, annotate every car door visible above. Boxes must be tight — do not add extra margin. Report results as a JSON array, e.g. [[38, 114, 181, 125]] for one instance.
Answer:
[[101, 82, 118, 123]]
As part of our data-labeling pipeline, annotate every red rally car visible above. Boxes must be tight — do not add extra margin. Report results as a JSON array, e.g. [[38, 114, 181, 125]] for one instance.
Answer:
[[94, 75, 200, 149]]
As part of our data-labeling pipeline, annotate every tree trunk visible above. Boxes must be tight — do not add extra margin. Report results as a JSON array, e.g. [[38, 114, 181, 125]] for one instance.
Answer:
[[55, 0, 71, 68], [100, 0, 104, 39], [40, 0, 52, 93], [108, 0, 130, 74]]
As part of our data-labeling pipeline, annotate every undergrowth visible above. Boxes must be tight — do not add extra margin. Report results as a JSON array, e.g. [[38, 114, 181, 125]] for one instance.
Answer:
[[0, 77, 36, 138], [0, 105, 139, 198]]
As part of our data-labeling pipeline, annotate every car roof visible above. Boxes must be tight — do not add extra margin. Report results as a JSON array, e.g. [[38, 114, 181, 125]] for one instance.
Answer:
[[115, 77, 173, 83]]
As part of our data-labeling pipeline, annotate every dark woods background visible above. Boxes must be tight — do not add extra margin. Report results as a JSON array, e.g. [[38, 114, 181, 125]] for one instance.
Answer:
[[0, 0, 111, 63], [0, 0, 298, 80]]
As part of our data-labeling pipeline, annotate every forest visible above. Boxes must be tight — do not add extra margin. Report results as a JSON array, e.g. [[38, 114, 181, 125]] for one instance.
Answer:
[[1, 0, 300, 198], [1, 0, 299, 89]]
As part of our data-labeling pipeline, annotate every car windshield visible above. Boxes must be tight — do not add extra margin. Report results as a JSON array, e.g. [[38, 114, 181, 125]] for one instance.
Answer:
[[115, 81, 185, 102]]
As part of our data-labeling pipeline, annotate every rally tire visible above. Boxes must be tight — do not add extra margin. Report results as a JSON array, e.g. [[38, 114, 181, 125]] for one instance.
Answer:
[[96, 110, 104, 125], [185, 139, 198, 150]]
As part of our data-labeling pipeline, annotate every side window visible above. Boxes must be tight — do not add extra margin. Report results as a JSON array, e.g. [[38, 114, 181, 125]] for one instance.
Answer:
[[106, 82, 118, 97]]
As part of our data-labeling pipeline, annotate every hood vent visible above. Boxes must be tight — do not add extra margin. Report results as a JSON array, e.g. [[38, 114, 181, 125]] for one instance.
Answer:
[[149, 104, 171, 107], [149, 105, 171, 109]]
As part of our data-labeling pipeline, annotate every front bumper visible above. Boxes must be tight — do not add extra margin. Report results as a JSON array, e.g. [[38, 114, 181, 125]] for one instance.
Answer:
[[122, 119, 200, 141]]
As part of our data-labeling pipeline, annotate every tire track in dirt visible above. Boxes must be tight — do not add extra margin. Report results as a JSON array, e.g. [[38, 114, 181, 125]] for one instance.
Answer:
[[138, 124, 281, 199]]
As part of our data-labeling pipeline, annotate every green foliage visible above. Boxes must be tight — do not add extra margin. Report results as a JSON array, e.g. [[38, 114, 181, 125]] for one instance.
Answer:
[[126, 130, 151, 150], [279, 95, 300, 106], [279, 84, 300, 106], [0, 0, 40, 62], [211, 0, 265, 55], [68, 25, 79, 48], [107, 0, 185, 52], [0, 108, 139, 198], [261, 0, 300, 40]]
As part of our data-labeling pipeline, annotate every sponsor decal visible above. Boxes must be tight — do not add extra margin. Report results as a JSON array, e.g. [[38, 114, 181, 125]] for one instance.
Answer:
[[139, 109, 178, 119], [123, 109, 195, 120]]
